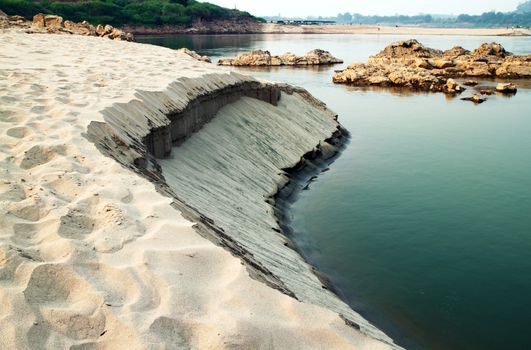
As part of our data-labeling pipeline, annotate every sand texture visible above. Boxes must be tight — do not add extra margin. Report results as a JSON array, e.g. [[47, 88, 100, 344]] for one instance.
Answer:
[[0, 29, 400, 349]]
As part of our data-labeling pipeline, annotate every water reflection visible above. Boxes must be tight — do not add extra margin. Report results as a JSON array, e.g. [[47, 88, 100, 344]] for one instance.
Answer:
[[136, 34, 261, 54]]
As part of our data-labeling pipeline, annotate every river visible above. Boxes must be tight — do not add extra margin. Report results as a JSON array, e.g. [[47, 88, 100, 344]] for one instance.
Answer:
[[137, 33, 531, 350]]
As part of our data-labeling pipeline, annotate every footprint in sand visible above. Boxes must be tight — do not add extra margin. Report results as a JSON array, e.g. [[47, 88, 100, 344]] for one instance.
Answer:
[[0, 182, 26, 201], [44, 176, 83, 202], [6, 126, 31, 139], [149, 317, 193, 348], [0, 110, 19, 122], [23, 263, 106, 341], [29, 105, 51, 114], [0, 245, 40, 283], [13, 220, 54, 243], [58, 210, 95, 239], [19, 144, 67, 169], [20, 145, 55, 169], [6, 197, 49, 222]]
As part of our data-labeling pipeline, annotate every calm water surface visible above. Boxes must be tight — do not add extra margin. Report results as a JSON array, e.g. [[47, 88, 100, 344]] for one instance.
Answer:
[[138, 34, 531, 350]]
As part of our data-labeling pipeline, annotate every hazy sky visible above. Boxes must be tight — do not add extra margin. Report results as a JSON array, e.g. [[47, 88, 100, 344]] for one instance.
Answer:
[[208, 0, 523, 17]]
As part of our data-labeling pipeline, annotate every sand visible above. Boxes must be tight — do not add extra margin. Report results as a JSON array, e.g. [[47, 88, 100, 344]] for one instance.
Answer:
[[0, 29, 397, 349], [261, 23, 531, 36]]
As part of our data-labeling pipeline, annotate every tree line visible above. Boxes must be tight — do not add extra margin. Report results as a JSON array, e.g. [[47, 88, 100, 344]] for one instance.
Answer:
[[0, 0, 261, 27], [266, 1, 531, 28]]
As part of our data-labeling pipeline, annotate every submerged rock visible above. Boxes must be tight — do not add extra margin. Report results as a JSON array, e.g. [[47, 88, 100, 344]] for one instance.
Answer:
[[461, 95, 486, 104], [478, 87, 495, 95], [333, 39, 531, 93], [218, 49, 342, 66], [463, 80, 478, 86], [496, 83, 518, 93]]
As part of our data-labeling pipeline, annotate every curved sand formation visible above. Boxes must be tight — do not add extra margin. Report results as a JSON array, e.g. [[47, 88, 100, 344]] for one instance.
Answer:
[[0, 29, 401, 349]]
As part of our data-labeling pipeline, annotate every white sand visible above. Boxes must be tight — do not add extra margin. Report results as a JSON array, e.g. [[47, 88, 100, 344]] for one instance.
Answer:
[[0, 29, 397, 349]]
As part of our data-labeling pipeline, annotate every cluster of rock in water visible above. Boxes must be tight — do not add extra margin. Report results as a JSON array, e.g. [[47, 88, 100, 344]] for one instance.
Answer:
[[333, 39, 530, 103], [0, 11, 134, 41], [218, 49, 343, 66]]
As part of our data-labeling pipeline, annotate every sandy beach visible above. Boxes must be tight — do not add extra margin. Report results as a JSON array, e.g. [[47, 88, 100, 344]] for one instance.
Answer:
[[0, 28, 400, 349], [260, 23, 531, 36]]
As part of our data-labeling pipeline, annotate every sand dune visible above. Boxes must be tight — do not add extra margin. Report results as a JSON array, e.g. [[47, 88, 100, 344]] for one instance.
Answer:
[[0, 29, 398, 349]]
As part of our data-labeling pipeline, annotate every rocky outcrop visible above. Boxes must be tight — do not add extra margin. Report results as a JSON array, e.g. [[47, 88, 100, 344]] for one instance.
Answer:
[[1, 12, 28, 28], [333, 39, 530, 92], [0, 12, 133, 41], [218, 49, 343, 66], [176, 48, 211, 63]]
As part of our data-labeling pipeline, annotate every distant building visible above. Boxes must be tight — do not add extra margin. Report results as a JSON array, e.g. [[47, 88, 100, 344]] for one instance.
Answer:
[[276, 20, 336, 25]]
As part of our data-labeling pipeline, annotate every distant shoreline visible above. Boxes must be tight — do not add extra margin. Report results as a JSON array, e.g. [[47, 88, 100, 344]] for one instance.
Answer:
[[131, 23, 531, 36], [260, 24, 531, 36]]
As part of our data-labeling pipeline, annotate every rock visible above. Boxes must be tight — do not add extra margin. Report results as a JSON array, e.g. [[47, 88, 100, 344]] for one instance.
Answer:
[[368, 39, 442, 66], [219, 50, 273, 66], [478, 87, 494, 95], [109, 28, 125, 40], [455, 61, 493, 77], [64, 20, 96, 36], [176, 48, 211, 63], [463, 80, 478, 86], [304, 49, 343, 65], [461, 95, 486, 104], [32, 13, 63, 29], [32, 13, 45, 28], [414, 58, 431, 69], [12, 12, 132, 41], [495, 55, 531, 78], [8, 15, 26, 22], [428, 58, 455, 69], [103, 24, 114, 35], [333, 39, 530, 94], [445, 78, 465, 93], [496, 83, 517, 93], [270, 56, 282, 66], [0, 9, 7, 18], [45, 14, 63, 29], [218, 49, 342, 66], [471, 43, 509, 58], [279, 52, 298, 65], [443, 46, 470, 58], [95, 24, 105, 36]]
